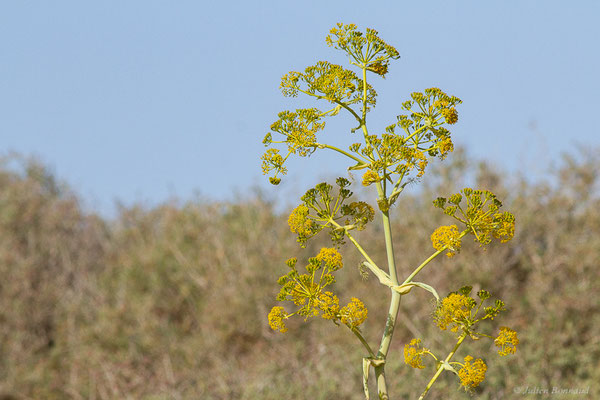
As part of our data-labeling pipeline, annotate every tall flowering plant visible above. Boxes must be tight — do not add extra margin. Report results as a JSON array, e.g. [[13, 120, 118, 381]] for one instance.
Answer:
[[262, 23, 518, 399]]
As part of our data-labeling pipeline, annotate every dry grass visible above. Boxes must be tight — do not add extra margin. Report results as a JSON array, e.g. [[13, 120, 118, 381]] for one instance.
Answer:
[[0, 149, 598, 399]]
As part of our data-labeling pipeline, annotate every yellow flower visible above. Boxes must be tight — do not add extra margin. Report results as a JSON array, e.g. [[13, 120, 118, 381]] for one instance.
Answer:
[[316, 247, 343, 271], [438, 137, 454, 157], [434, 293, 473, 332], [268, 306, 288, 333], [346, 201, 375, 230], [404, 338, 428, 369], [430, 225, 462, 257], [433, 99, 449, 109], [362, 169, 380, 186], [458, 356, 487, 388], [367, 61, 389, 77], [317, 291, 340, 320], [261, 148, 287, 184], [441, 107, 458, 124], [400, 148, 428, 177], [495, 327, 519, 356], [493, 212, 516, 243], [261, 148, 284, 175], [340, 297, 368, 327], [288, 205, 319, 238], [290, 278, 320, 306]]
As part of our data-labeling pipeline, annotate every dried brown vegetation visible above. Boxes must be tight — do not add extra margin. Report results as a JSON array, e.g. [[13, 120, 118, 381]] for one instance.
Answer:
[[0, 150, 598, 399]]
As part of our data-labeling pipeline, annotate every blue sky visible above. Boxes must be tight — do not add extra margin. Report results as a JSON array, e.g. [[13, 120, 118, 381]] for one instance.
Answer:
[[2, 1, 599, 215]]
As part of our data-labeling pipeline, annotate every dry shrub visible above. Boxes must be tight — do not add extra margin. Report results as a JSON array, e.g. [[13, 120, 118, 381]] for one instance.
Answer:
[[0, 149, 598, 399]]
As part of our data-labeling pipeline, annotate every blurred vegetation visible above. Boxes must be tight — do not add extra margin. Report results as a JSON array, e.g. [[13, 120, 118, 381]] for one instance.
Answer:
[[0, 149, 598, 399]]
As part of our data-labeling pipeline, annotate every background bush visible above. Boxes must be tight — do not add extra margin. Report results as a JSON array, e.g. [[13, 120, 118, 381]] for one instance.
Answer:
[[0, 149, 598, 399]]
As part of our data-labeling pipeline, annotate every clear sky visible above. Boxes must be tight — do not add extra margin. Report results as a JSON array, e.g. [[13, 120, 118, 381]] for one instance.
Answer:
[[2, 1, 599, 215]]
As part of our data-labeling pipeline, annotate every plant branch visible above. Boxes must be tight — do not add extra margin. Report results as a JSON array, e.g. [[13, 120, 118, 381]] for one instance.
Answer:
[[418, 333, 467, 400], [403, 231, 469, 284], [312, 142, 368, 165], [350, 326, 376, 358]]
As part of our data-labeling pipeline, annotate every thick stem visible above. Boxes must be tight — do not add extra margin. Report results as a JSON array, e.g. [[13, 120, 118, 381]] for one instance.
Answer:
[[374, 363, 389, 400], [373, 182, 401, 399], [359, 63, 401, 399]]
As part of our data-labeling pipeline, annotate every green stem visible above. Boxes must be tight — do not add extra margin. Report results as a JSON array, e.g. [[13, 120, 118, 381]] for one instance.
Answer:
[[343, 232, 385, 277], [418, 333, 467, 400], [360, 68, 384, 163], [390, 178, 405, 197], [403, 231, 469, 284], [402, 249, 444, 284], [403, 124, 429, 144], [313, 142, 367, 165], [373, 181, 401, 400], [318, 105, 341, 118], [362, 67, 368, 121], [335, 99, 362, 123], [350, 326, 376, 358], [294, 88, 362, 123]]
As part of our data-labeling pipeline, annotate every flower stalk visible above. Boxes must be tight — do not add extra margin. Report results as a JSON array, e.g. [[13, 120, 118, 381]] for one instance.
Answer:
[[418, 333, 467, 400], [263, 23, 517, 399]]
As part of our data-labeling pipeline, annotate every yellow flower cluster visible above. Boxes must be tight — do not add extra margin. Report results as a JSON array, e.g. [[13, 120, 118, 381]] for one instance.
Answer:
[[438, 137, 454, 157], [269, 248, 369, 334], [316, 247, 344, 271], [367, 61, 388, 77], [433, 189, 516, 247], [261, 148, 287, 185], [404, 338, 428, 369], [469, 208, 515, 245], [268, 306, 288, 333], [493, 212, 516, 243], [344, 201, 375, 230], [288, 179, 375, 246], [434, 293, 474, 332], [495, 327, 519, 356], [430, 225, 462, 257], [340, 297, 368, 327], [441, 107, 458, 124], [361, 169, 380, 186], [400, 147, 428, 178], [262, 107, 329, 185], [288, 205, 319, 245], [458, 356, 487, 388], [261, 148, 284, 175], [317, 291, 340, 320], [280, 61, 375, 107], [326, 23, 399, 69], [270, 109, 325, 157], [290, 279, 319, 308], [403, 289, 515, 392]]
